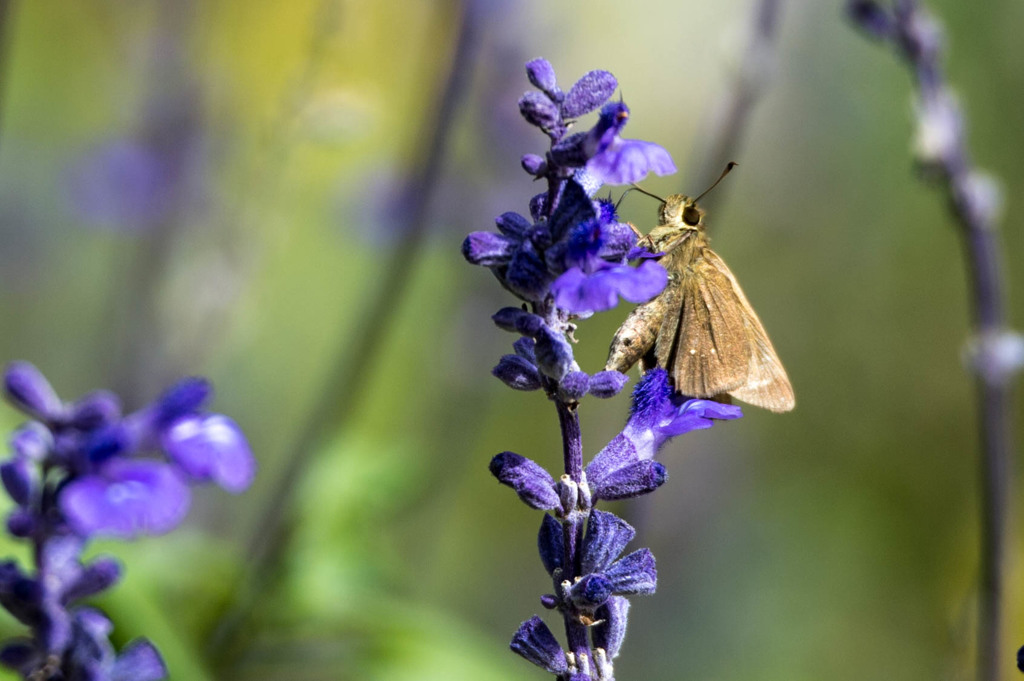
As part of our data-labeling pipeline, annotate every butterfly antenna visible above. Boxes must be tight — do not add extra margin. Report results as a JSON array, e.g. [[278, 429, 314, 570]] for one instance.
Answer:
[[628, 183, 667, 204], [693, 162, 737, 203]]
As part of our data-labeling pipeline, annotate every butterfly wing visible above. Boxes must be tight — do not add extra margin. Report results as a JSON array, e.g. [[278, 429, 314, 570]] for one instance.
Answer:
[[655, 248, 752, 397], [702, 250, 795, 413]]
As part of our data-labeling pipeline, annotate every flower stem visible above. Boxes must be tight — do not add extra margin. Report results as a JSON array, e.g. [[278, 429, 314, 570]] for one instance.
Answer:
[[556, 398, 591, 671]]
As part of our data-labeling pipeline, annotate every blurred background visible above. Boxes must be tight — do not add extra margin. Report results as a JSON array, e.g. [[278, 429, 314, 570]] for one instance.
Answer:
[[0, 0, 1021, 679]]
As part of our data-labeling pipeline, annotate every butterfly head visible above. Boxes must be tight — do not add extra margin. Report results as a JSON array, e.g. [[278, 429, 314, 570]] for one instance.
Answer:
[[660, 194, 704, 230]]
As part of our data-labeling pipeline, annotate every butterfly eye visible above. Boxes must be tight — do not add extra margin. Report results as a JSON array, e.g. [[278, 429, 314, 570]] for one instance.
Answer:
[[682, 205, 701, 226]]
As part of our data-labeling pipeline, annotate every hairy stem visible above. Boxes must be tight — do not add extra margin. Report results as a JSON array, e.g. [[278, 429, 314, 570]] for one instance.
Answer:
[[850, 2, 1020, 678]]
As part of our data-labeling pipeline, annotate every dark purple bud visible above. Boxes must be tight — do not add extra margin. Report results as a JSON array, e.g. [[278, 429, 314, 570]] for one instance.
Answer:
[[525, 58, 559, 96], [494, 211, 532, 238], [561, 70, 618, 119], [153, 377, 212, 428], [593, 596, 630, 659], [509, 616, 568, 674], [505, 243, 551, 301], [538, 513, 564, 575], [492, 307, 529, 332], [519, 91, 561, 131], [461, 231, 517, 267], [3, 362, 61, 419], [847, 0, 893, 38], [558, 371, 589, 401], [1, 460, 34, 507], [605, 548, 657, 595], [492, 355, 542, 392], [513, 337, 537, 363], [547, 180, 596, 243], [1018, 645, 1024, 673], [550, 132, 589, 168], [533, 326, 573, 381], [6, 510, 34, 538], [64, 557, 121, 602], [0, 641, 36, 672], [590, 460, 668, 501], [585, 434, 639, 487], [10, 424, 50, 462], [162, 415, 256, 493], [489, 452, 559, 510], [581, 510, 636, 575], [67, 390, 122, 430], [529, 193, 547, 221], [588, 370, 629, 398], [111, 639, 167, 681], [513, 314, 544, 337], [570, 573, 613, 609], [521, 153, 546, 176], [84, 425, 132, 464], [540, 594, 558, 609], [0, 562, 41, 624]]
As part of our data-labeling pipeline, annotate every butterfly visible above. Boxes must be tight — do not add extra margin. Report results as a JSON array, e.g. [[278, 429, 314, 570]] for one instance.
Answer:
[[605, 164, 795, 413]]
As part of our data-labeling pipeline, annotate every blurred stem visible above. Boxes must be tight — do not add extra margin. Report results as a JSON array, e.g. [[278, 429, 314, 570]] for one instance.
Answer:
[[0, 0, 16, 150], [850, 2, 1019, 679], [206, 0, 483, 670], [688, 0, 783, 209]]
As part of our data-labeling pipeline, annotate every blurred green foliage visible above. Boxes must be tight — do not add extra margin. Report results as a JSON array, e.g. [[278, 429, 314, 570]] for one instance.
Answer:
[[0, 0, 1020, 679]]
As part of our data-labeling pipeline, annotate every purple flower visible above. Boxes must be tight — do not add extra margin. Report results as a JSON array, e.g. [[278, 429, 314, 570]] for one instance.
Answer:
[[60, 461, 190, 539], [568, 510, 657, 609], [586, 369, 742, 500], [583, 102, 677, 185], [162, 415, 255, 493], [551, 260, 667, 314]]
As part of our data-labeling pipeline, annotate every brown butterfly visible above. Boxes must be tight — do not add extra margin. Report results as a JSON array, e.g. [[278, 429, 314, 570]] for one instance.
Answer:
[[605, 164, 795, 413]]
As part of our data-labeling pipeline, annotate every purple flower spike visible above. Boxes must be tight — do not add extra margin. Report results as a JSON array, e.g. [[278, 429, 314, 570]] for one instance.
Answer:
[[581, 510, 636, 575], [593, 596, 630, 659], [60, 462, 190, 539], [3, 362, 61, 420], [561, 70, 618, 119], [490, 452, 559, 510], [510, 616, 568, 674], [551, 260, 667, 315], [162, 415, 255, 493]]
